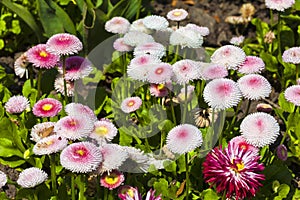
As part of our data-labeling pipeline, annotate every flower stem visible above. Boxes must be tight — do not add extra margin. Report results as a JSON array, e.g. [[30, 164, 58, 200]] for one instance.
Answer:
[[29, 65, 34, 89], [277, 13, 282, 56], [168, 88, 177, 124], [296, 64, 299, 81], [185, 153, 189, 200], [182, 83, 188, 124], [62, 56, 68, 105], [71, 175, 76, 200], [37, 70, 42, 98], [245, 99, 252, 116], [50, 154, 57, 198]]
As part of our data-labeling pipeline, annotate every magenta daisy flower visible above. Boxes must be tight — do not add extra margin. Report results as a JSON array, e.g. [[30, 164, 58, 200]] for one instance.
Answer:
[[186, 23, 210, 36], [142, 15, 169, 30], [148, 62, 173, 84], [30, 122, 56, 142], [282, 47, 300, 64], [17, 167, 48, 188], [203, 78, 242, 110], [167, 8, 188, 21], [5, 95, 30, 114], [113, 38, 134, 52], [121, 97, 142, 113], [202, 143, 265, 200], [237, 74, 272, 100], [149, 83, 171, 97], [58, 56, 93, 81], [199, 62, 228, 80], [14, 52, 29, 78], [65, 103, 97, 122], [60, 141, 102, 173], [89, 119, 118, 145], [105, 17, 130, 34], [0, 171, 7, 188], [211, 45, 246, 70], [229, 35, 245, 46], [240, 112, 280, 148], [172, 59, 202, 85], [33, 135, 68, 155], [118, 186, 140, 200], [32, 98, 62, 117], [265, 0, 295, 11], [166, 124, 202, 154], [26, 44, 59, 69], [284, 85, 300, 106], [229, 136, 259, 155], [100, 169, 125, 190], [54, 115, 94, 140], [54, 76, 75, 97], [133, 42, 166, 59], [46, 33, 83, 56], [238, 56, 265, 74]]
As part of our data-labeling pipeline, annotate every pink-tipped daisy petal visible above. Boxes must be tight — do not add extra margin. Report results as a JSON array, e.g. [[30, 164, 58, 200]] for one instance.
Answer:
[[284, 85, 300, 106], [265, 0, 295, 11], [65, 103, 97, 122], [148, 62, 173, 84], [121, 97, 142, 113], [5, 95, 30, 114], [123, 31, 155, 47], [113, 38, 134, 52], [105, 17, 130, 34], [167, 9, 188, 21], [100, 169, 125, 190], [229, 136, 259, 155], [14, 52, 29, 78], [238, 56, 265, 74], [54, 76, 75, 97], [170, 27, 203, 48], [90, 120, 118, 145], [33, 135, 68, 155], [17, 167, 48, 188], [142, 15, 169, 30], [186, 23, 210, 36], [240, 112, 280, 148], [172, 59, 202, 85], [129, 19, 152, 34], [32, 98, 62, 117], [133, 42, 166, 59], [229, 35, 245, 46], [199, 62, 228, 80], [282, 47, 300, 64]]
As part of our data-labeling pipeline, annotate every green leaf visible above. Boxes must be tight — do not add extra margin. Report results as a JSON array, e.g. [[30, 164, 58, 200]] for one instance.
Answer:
[[0, 39, 4, 50], [202, 188, 219, 200], [260, 51, 278, 73], [278, 92, 295, 113], [277, 184, 290, 198], [0, 157, 25, 168], [118, 127, 133, 146], [0, 138, 23, 158], [280, 25, 295, 48], [11, 19, 21, 34], [153, 178, 169, 198], [293, 189, 300, 200]]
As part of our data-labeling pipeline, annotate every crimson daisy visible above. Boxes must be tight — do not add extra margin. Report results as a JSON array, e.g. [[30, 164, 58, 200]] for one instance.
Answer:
[[32, 98, 62, 117], [26, 44, 59, 69]]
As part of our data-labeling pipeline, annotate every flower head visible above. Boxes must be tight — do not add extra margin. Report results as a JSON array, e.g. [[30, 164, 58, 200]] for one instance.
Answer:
[[90, 119, 118, 145], [282, 47, 300, 64], [238, 56, 265, 74], [105, 17, 130, 34], [148, 62, 173, 84], [186, 23, 210, 36], [118, 186, 140, 200], [166, 124, 202, 154], [32, 98, 62, 117], [167, 9, 188, 21], [26, 44, 60, 69], [149, 83, 171, 97], [199, 62, 228, 80], [230, 35, 245, 46], [240, 112, 280, 148], [121, 97, 142, 113], [203, 143, 265, 200], [237, 74, 271, 100], [211, 45, 246, 70], [60, 141, 102, 173], [46, 33, 83, 55], [284, 85, 300, 106], [265, 0, 295, 11], [123, 31, 155, 47], [17, 167, 48, 188], [142, 15, 169, 30], [113, 38, 134, 52], [30, 122, 56, 142], [172, 59, 201, 85], [54, 76, 75, 97], [5, 95, 30, 114], [14, 52, 29, 78], [65, 103, 97, 122], [240, 3, 256, 20], [229, 136, 259, 155], [170, 26, 203, 48], [133, 42, 165, 59], [129, 19, 152, 34], [33, 135, 68, 155], [100, 169, 125, 190], [203, 78, 242, 110], [0, 171, 7, 188]]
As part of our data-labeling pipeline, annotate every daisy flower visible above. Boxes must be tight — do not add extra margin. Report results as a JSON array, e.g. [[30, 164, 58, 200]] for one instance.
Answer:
[[148, 62, 173, 84], [54, 115, 94, 140], [129, 19, 152, 34], [30, 122, 56, 142], [170, 26, 203, 48], [26, 44, 59, 69], [211, 45, 246, 70], [60, 141, 102, 173], [17, 167, 48, 188], [123, 31, 155, 47], [65, 102, 98, 122], [276, 144, 288, 161], [229, 136, 259, 155], [203, 78, 242, 110], [133, 42, 166, 59], [5, 95, 30, 114], [203, 143, 265, 200], [105, 17, 130, 34], [284, 85, 300, 106], [167, 9, 188, 21], [32, 98, 62, 117], [33, 135, 68, 155], [58, 56, 93, 81], [121, 97, 142, 113], [142, 15, 169, 30], [0, 171, 7, 188], [149, 83, 171, 97], [113, 38, 134, 52], [199, 62, 228, 80], [238, 56, 265, 74], [100, 170, 125, 190], [282, 47, 300, 64], [186, 23, 210, 36], [265, 0, 295, 11], [172, 59, 202, 85], [230, 35, 245, 46], [240, 112, 280, 148], [89, 119, 118, 145], [54, 76, 75, 97], [166, 124, 203, 154], [14, 52, 29, 78], [46, 33, 83, 56], [118, 186, 140, 200], [237, 74, 272, 100]]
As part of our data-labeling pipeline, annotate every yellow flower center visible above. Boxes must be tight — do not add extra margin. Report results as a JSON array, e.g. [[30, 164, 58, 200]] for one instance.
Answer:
[[39, 51, 48, 58], [69, 119, 77, 126], [95, 126, 108, 136], [42, 104, 53, 111], [104, 174, 119, 185], [231, 159, 245, 173], [173, 11, 182, 16], [157, 84, 165, 90], [127, 100, 135, 107], [76, 149, 85, 156]]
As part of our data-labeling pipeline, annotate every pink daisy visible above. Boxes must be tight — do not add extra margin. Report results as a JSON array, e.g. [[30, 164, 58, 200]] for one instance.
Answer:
[[14, 52, 29, 78], [5, 95, 30, 114], [54, 115, 94, 140], [238, 56, 265, 74], [167, 9, 188, 21], [199, 62, 228, 80], [60, 141, 102, 173], [240, 112, 280, 148], [26, 44, 59, 69], [148, 62, 173, 84], [89, 119, 118, 145], [100, 169, 125, 190], [276, 144, 288, 161], [17, 167, 48, 188], [142, 15, 169, 30], [229, 35, 245, 46], [58, 56, 93, 81], [172, 59, 202, 85], [46, 33, 83, 56], [186, 23, 210, 36], [211, 45, 246, 70], [282, 47, 300, 64], [265, 0, 295, 11], [133, 42, 166, 58], [113, 38, 134, 52], [33, 135, 68, 155], [121, 97, 142, 113], [229, 136, 259, 155], [54, 76, 75, 97], [203, 143, 265, 200], [105, 17, 130, 34], [65, 103, 97, 122], [166, 124, 203, 154], [30, 122, 56, 142], [237, 74, 272, 100], [203, 78, 242, 110], [149, 83, 171, 97], [32, 98, 62, 117], [123, 31, 155, 47], [284, 85, 300, 106], [0, 171, 7, 188]]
